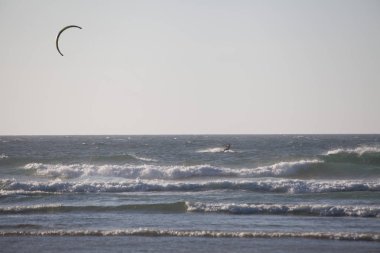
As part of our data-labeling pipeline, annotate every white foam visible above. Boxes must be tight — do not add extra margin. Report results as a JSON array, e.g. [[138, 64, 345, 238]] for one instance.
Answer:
[[197, 147, 234, 153], [248, 160, 322, 177], [23, 163, 232, 179], [0, 189, 56, 196], [0, 204, 62, 213], [22, 160, 322, 180], [0, 229, 378, 241], [186, 202, 380, 217], [326, 146, 380, 156], [2, 201, 379, 218], [129, 154, 158, 162], [0, 154, 8, 159], [1, 178, 379, 194]]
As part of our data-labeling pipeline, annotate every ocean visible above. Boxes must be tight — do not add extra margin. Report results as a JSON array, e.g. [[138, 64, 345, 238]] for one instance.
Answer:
[[0, 135, 379, 252]]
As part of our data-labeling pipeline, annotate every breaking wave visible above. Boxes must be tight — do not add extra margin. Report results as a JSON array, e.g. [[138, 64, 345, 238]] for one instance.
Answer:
[[326, 146, 380, 156], [197, 147, 235, 153], [0, 154, 8, 159], [1, 178, 379, 194], [1, 202, 379, 218], [12, 145, 380, 181], [0, 229, 378, 241], [323, 146, 380, 165], [22, 160, 322, 180], [186, 202, 380, 217]]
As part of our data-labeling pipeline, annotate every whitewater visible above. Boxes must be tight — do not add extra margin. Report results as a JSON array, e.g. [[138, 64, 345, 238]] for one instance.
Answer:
[[1, 135, 380, 252]]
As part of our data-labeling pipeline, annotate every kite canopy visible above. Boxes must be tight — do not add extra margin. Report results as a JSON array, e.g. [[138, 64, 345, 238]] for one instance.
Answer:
[[56, 25, 82, 56]]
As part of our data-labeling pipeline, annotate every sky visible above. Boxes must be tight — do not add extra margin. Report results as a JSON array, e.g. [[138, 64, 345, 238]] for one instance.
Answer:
[[0, 0, 379, 135]]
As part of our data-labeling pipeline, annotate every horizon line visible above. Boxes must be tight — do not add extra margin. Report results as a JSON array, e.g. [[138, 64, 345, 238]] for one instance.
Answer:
[[1, 133, 380, 136]]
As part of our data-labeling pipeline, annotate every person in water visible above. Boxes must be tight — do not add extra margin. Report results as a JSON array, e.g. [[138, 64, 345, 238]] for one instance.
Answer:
[[223, 144, 231, 151]]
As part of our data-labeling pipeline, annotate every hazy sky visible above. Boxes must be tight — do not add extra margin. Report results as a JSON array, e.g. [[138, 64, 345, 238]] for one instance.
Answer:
[[1, 0, 379, 135]]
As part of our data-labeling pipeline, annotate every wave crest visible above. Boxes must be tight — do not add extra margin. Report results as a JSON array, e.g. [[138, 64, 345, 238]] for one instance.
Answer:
[[23, 160, 322, 180], [197, 147, 234, 153], [2, 201, 379, 218], [1, 178, 379, 194], [0, 229, 378, 241], [186, 202, 380, 217], [326, 146, 380, 156], [0, 154, 8, 159], [323, 146, 380, 166]]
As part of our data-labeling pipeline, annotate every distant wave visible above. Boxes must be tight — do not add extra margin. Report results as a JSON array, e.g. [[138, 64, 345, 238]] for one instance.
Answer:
[[186, 202, 380, 218], [1, 178, 379, 194], [0, 229, 378, 241], [22, 160, 322, 180], [91, 154, 157, 163], [129, 154, 158, 162], [326, 146, 380, 156], [0, 153, 158, 167], [323, 146, 380, 165]]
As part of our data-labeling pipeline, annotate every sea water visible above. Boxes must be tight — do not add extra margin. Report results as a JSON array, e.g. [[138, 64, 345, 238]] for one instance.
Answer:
[[0, 135, 379, 252]]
